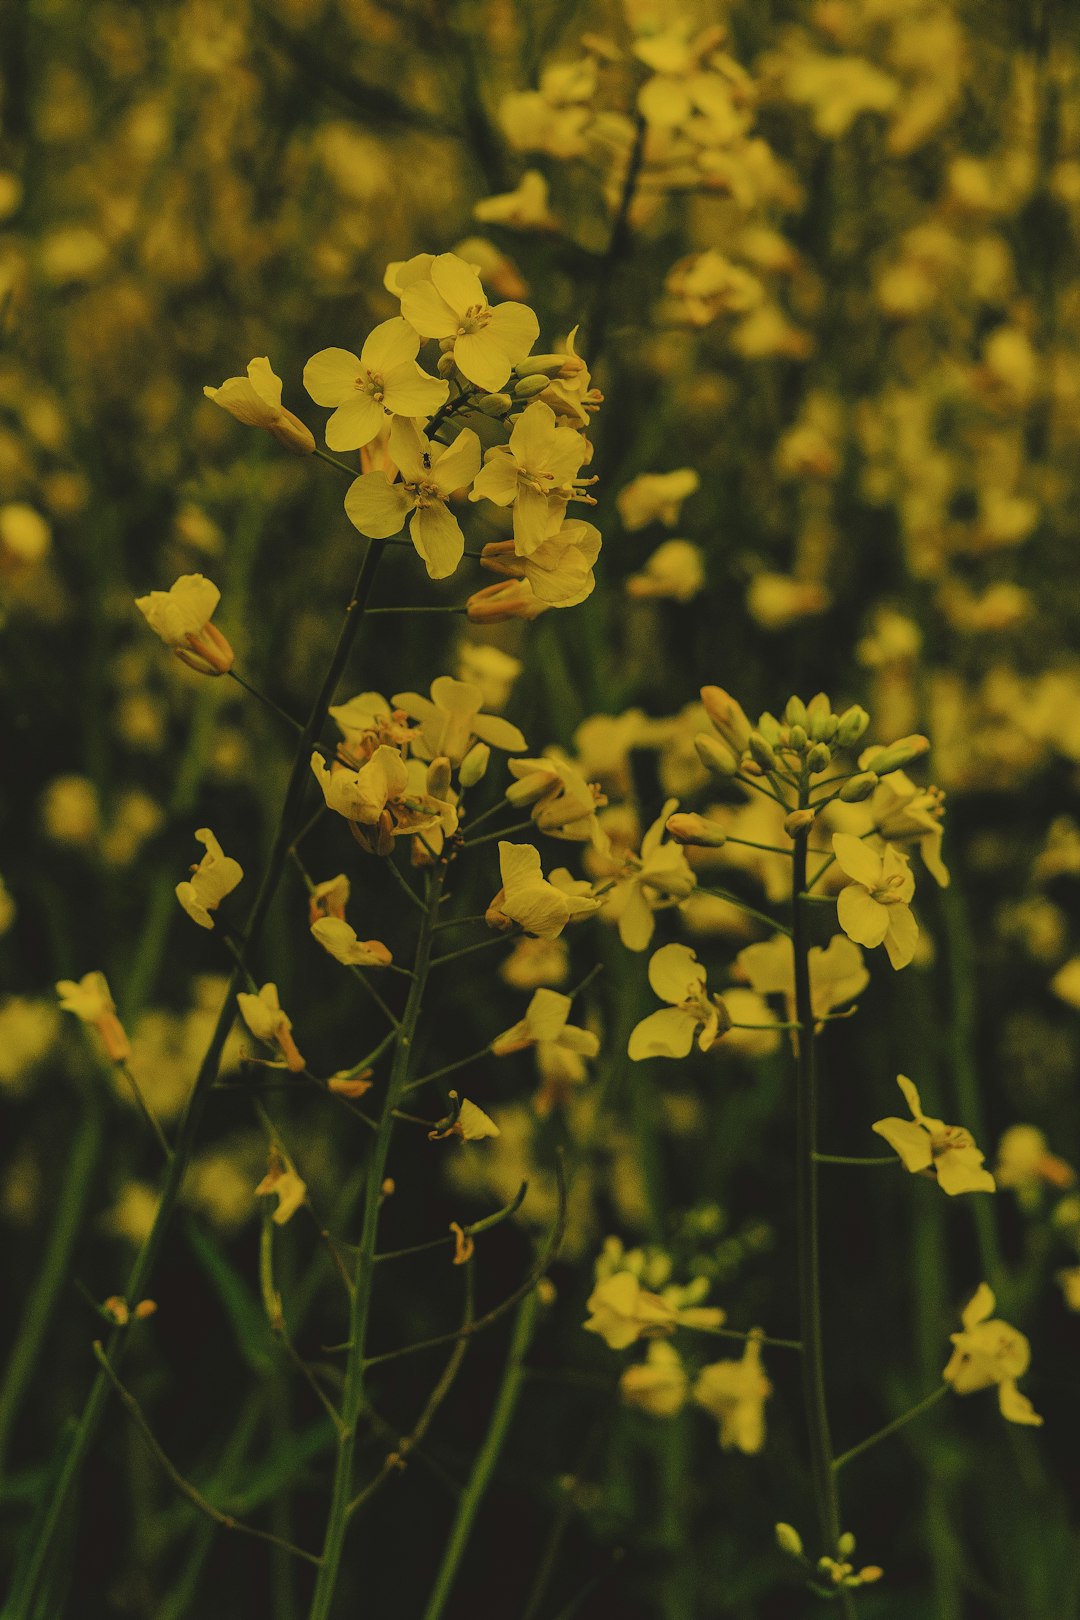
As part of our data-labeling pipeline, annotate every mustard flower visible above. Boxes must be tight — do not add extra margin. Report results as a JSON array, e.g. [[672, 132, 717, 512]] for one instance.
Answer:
[[693, 1333, 772, 1453], [505, 753, 607, 845], [391, 676, 526, 763], [344, 418, 481, 579], [626, 539, 706, 603], [455, 643, 523, 710], [584, 1271, 679, 1350], [499, 937, 570, 991], [56, 971, 130, 1063], [994, 1125, 1075, 1207], [629, 943, 729, 1060], [310, 747, 454, 855], [943, 1284, 1042, 1426], [310, 917, 393, 969], [175, 828, 243, 930], [470, 401, 593, 556], [236, 984, 305, 1073], [308, 873, 351, 923], [591, 799, 697, 952], [255, 1151, 307, 1226], [735, 933, 869, 1025], [474, 170, 557, 231], [633, 24, 751, 132], [428, 1094, 501, 1142], [203, 357, 315, 455], [480, 518, 602, 607], [499, 59, 597, 159], [616, 469, 700, 532], [832, 833, 918, 969], [859, 761, 949, 887], [872, 1076, 995, 1195], [490, 842, 601, 939], [533, 327, 603, 428], [491, 987, 599, 1104], [303, 318, 449, 451], [135, 574, 235, 676], [398, 251, 539, 392], [620, 1342, 689, 1417], [465, 579, 551, 623]]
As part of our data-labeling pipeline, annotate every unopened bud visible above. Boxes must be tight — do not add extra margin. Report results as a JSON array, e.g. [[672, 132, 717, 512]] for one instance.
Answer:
[[839, 771, 879, 803], [806, 742, 832, 774], [513, 374, 551, 399], [459, 742, 490, 787], [133, 1299, 157, 1320], [868, 734, 930, 775], [749, 731, 778, 772], [835, 705, 870, 748], [757, 711, 782, 746], [694, 732, 739, 776], [788, 724, 807, 752], [784, 808, 816, 837], [700, 686, 752, 752], [436, 351, 457, 377], [775, 1523, 804, 1558], [836, 1533, 856, 1559], [475, 392, 513, 417], [466, 581, 549, 623], [513, 353, 571, 379], [666, 812, 728, 848], [426, 756, 452, 800], [784, 696, 808, 728]]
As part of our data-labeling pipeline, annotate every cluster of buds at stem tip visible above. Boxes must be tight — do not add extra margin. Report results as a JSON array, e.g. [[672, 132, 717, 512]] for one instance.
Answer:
[[774, 1525, 884, 1593]]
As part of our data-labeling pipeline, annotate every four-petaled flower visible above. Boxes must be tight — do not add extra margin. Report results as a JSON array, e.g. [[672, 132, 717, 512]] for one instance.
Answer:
[[872, 1075, 996, 1195], [480, 518, 602, 607], [344, 418, 481, 579], [398, 252, 539, 392], [489, 842, 600, 939], [310, 917, 393, 969], [303, 318, 449, 451], [175, 828, 243, 930], [942, 1283, 1042, 1426], [56, 970, 130, 1063], [693, 1333, 772, 1454], [832, 833, 918, 969], [584, 1271, 679, 1350], [469, 400, 593, 556], [391, 677, 526, 764], [591, 799, 697, 952], [310, 745, 455, 856], [629, 943, 729, 1060], [236, 983, 305, 1073]]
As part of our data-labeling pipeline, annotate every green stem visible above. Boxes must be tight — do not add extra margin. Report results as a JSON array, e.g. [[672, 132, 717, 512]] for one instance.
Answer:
[[306, 859, 449, 1620], [402, 1043, 492, 1095], [832, 1386, 948, 1472], [420, 1290, 540, 1620], [10, 539, 386, 1620], [695, 887, 792, 937], [459, 819, 536, 848], [791, 825, 850, 1605], [313, 445, 359, 478], [813, 1154, 896, 1167], [228, 668, 306, 735]]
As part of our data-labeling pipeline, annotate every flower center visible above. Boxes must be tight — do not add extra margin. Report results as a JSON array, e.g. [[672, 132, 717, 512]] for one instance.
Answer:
[[356, 368, 385, 402], [870, 873, 909, 905], [456, 303, 492, 336]]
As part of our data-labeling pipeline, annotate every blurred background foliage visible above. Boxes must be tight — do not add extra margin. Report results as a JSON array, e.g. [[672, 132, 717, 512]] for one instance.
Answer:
[[3, 0, 1080, 1616]]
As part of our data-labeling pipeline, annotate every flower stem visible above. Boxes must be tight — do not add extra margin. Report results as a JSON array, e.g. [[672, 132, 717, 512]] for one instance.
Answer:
[[695, 887, 792, 937], [814, 1153, 896, 1167], [832, 1385, 948, 1472]]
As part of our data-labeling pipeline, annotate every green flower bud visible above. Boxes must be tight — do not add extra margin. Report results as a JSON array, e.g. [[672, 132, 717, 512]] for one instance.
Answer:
[[512, 354, 569, 379], [784, 808, 816, 837], [436, 351, 458, 377], [868, 734, 930, 775], [513, 374, 551, 399], [806, 742, 832, 774], [835, 705, 870, 748], [426, 756, 452, 800], [836, 1533, 856, 1559], [757, 711, 782, 746], [666, 812, 728, 848], [839, 771, 879, 802], [475, 392, 513, 417], [700, 687, 753, 753], [459, 742, 490, 787], [788, 724, 808, 753], [785, 695, 808, 728], [749, 731, 778, 771], [775, 1523, 804, 1559], [694, 732, 740, 776]]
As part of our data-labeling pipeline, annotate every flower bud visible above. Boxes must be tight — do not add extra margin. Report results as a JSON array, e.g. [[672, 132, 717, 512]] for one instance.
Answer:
[[694, 732, 740, 776], [513, 353, 573, 379], [788, 724, 807, 752], [459, 742, 490, 787], [466, 581, 549, 623], [839, 771, 879, 802], [665, 812, 728, 848], [867, 734, 930, 775], [475, 392, 513, 417], [268, 409, 316, 456], [426, 756, 452, 799], [784, 808, 816, 837], [749, 731, 778, 772], [513, 374, 551, 399], [836, 1533, 856, 1559], [784, 696, 808, 728], [775, 1523, 804, 1559], [437, 351, 458, 377], [757, 711, 782, 746], [700, 686, 752, 752], [835, 705, 870, 748], [806, 742, 832, 774]]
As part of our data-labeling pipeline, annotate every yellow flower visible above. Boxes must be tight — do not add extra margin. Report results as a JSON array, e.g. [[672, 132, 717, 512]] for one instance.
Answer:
[[832, 833, 918, 969], [620, 1341, 689, 1416], [506, 753, 607, 845], [491, 986, 598, 1059], [480, 518, 602, 607], [873, 1076, 995, 1195], [175, 828, 243, 930], [392, 676, 526, 764], [693, 1333, 771, 1453], [735, 933, 868, 1026], [470, 401, 594, 557], [310, 746, 454, 856], [465, 580, 551, 623], [135, 574, 235, 676], [499, 937, 570, 991], [491, 842, 601, 939], [203, 357, 315, 454], [398, 251, 539, 392], [590, 799, 697, 952], [994, 1125, 1075, 1207], [310, 917, 393, 969], [303, 318, 448, 451], [308, 873, 351, 923], [344, 418, 481, 579], [498, 59, 597, 159], [236, 984, 305, 1073], [584, 1270, 679, 1350], [626, 539, 706, 603], [56, 970, 130, 1063], [860, 762, 949, 887], [474, 170, 557, 231], [429, 1093, 501, 1142], [255, 1150, 307, 1226], [943, 1284, 1042, 1426], [616, 469, 700, 532], [629, 943, 728, 1060], [455, 643, 523, 710]]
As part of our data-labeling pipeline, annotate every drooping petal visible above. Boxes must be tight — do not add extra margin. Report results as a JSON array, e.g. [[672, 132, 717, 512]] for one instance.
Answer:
[[896, 1073, 924, 1120], [429, 252, 486, 316], [399, 279, 458, 339], [997, 1379, 1043, 1426], [935, 1149, 996, 1197], [883, 904, 918, 969], [513, 483, 554, 557], [325, 393, 386, 452], [872, 1116, 933, 1172], [381, 364, 449, 418], [832, 832, 884, 889], [471, 712, 528, 752], [628, 1007, 698, 1061], [961, 1282, 996, 1331], [431, 428, 482, 496]]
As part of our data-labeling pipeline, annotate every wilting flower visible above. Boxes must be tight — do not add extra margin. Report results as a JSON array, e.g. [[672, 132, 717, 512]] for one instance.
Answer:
[[833, 833, 918, 969], [943, 1283, 1042, 1426], [135, 574, 235, 676], [693, 1333, 771, 1453], [310, 746, 454, 856], [236, 984, 305, 1073], [255, 1149, 307, 1226], [629, 944, 729, 1060], [465, 579, 551, 622], [492, 987, 599, 1110], [303, 318, 448, 451], [175, 828, 243, 930], [429, 1093, 501, 1142], [203, 357, 315, 454], [872, 1076, 995, 1194], [56, 971, 130, 1063], [489, 842, 600, 939], [506, 753, 607, 844], [398, 251, 539, 392], [310, 917, 393, 968], [344, 418, 481, 579], [308, 873, 351, 923]]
